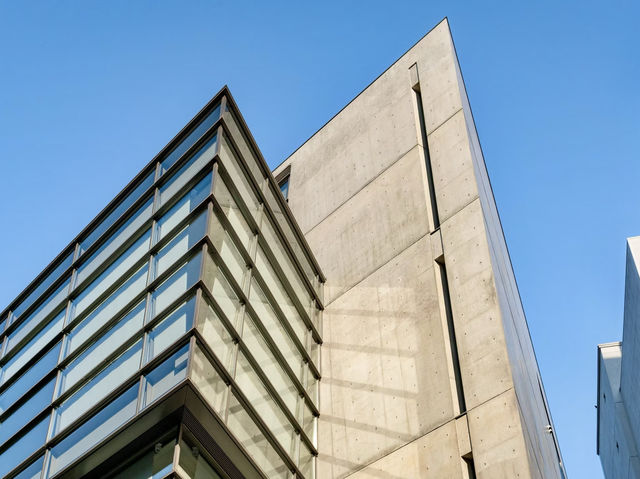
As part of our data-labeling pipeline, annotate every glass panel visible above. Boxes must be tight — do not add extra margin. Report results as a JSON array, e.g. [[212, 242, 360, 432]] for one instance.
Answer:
[[218, 136, 260, 221], [212, 174, 253, 249], [10, 251, 73, 322], [242, 315, 299, 417], [190, 344, 227, 414], [259, 218, 312, 317], [220, 111, 265, 187], [72, 230, 151, 317], [5, 279, 69, 357], [305, 368, 319, 407], [249, 278, 303, 382], [178, 436, 222, 479], [255, 247, 307, 346], [302, 402, 317, 447], [150, 253, 202, 318], [154, 211, 206, 280], [145, 298, 194, 363], [158, 135, 217, 208], [52, 340, 142, 436], [208, 213, 246, 286], [47, 384, 138, 476], [66, 263, 148, 357], [76, 198, 153, 287], [278, 177, 289, 201], [234, 352, 296, 457], [0, 343, 60, 415], [160, 105, 220, 175], [141, 344, 188, 407], [58, 301, 145, 395], [226, 392, 288, 479], [78, 171, 155, 256], [112, 438, 175, 479], [299, 442, 315, 479], [13, 454, 44, 479], [0, 417, 49, 477], [1, 311, 65, 385], [157, 173, 212, 241], [202, 255, 240, 328], [0, 378, 55, 446], [195, 298, 233, 372]]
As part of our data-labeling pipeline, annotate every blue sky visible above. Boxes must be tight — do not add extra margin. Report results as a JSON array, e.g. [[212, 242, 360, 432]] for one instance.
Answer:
[[1, 2, 638, 477]]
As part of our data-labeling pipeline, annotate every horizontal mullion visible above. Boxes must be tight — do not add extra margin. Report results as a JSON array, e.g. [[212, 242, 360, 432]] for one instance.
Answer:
[[0, 402, 52, 456], [0, 368, 58, 423], [3, 442, 47, 479]]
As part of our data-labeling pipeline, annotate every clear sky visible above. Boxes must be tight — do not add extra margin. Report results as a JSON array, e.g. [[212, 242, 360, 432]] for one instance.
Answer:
[[1, 1, 638, 477]]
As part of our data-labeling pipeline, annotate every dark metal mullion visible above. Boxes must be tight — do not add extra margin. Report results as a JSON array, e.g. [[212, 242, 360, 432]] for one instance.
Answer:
[[0, 366, 58, 423], [3, 443, 47, 479], [192, 334, 303, 478], [219, 120, 324, 308]]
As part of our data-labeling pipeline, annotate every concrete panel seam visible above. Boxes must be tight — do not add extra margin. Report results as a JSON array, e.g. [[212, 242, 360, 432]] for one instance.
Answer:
[[302, 144, 422, 236], [323, 231, 430, 308], [426, 107, 464, 138], [439, 196, 482, 232], [341, 416, 461, 479]]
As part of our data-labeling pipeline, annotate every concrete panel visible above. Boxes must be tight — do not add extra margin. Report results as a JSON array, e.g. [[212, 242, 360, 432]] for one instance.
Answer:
[[346, 420, 464, 479], [317, 236, 456, 478], [305, 146, 431, 304], [468, 388, 532, 479], [440, 198, 513, 409], [427, 109, 478, 223]]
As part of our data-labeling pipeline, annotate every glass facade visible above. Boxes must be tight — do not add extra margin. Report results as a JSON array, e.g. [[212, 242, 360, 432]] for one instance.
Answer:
[[0, 92, 323, 479]]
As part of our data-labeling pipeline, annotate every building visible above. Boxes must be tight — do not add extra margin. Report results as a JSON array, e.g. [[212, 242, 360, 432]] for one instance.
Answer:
[[597, 237, 640, 478], [0, 18, 564, 479]]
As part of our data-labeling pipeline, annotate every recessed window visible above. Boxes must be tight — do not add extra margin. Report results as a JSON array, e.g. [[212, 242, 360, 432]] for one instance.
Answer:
[[275, 166, 291, 202]]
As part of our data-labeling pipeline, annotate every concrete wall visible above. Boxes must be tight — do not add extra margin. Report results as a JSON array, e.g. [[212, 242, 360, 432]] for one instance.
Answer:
[[275, 18, 563, 478], [622, 238, 640, 442]]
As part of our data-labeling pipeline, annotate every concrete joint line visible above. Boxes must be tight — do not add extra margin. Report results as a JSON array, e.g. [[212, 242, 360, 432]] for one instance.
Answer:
[[426, 107, 464, 138], [438, 196, 482, 230], [303, 144, 423, 236], [323, 232, 430, 309]]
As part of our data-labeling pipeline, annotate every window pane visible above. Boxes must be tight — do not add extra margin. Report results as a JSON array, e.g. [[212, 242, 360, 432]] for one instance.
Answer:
[[151, 253, 201, 318], [75, 198, 153, 287], [242, 315, 299, 417], [278, 178, 289, 201], [208, 213, 246, 286], [66, 263, 148, 357], [226, 392, 288, 479], [145, 298, 194, 363], [160, 105, 220, 175], [48, 385, 138, 475], [302, 401, 317, 447], [218, 135, 260, 221], [154, 211, 206, 280], [5, 279, 69, 357], [190, 344, 227, 414], [13, 454, 44, 479], [112, 438, 175, 479], [248, 278, 303, 382], [78, 171, 154, 256], [158, 135, 217, 208], [0, 378, 55, 446], [202, 255, 240, 328], [157, 173, 212, 241], [141, 344, 188, 407], [299, 442, 315, 479], [2, 311, 65, 385], [178, 436, 222, 479], [72, 230, 151, 317], [10, 251, 73, 322], [52, 340, 142, 436], [58, 301, 145, 395], [212, 174, 253, 249], [0, 417, 48, 476], [0, 343, 60, 415], [195, 298, 233, 372], [234, 353, 296, 457]]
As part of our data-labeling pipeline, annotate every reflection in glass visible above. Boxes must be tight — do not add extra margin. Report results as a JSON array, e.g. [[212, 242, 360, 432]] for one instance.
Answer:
[[112, 436, 175, 479], [151, 253, 201, 318], [59, 301, 145, 395], [52, 340, 142, 436], [218, 136, 260, 221], [157, 174, 212, 241], [178, 436, 222, 479], [190, 344, 227, 414], [154, 212, 206, 280], [13, 454, 44, 479], [47, 385, 138, 476], [212, 175, 253, 249], [203, 255, 240, 328], [208, 213, 246, 286], [0, 416, 49, 476], [145, 298, 194, 363], [0, 343, 60, 414], [196, 299, 233, 372], [0, 377, 55, 446], [141, 344, 188, 408], [2, 311, 65, 385]]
